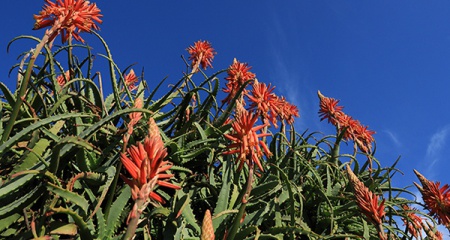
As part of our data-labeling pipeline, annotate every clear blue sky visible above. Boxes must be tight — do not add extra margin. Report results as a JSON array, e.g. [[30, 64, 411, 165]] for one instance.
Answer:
[[2, 1, 450, 233]]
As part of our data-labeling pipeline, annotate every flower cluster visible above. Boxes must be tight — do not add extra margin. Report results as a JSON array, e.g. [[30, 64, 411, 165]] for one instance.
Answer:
[[346, 167, 386, 231], [187, 40, 216, 72], [246, 80, 299, 128], [421, 221, 444, 240], [318, 91, 375, 154], [120, 118, 180, 204], [56, 70, 70, 87], [401, 205, 423, 238], [124, 69, 139, 91], [122, 98, 143, 145], [33, 0, 102, 43], [414, 170, 450, 228], [223, 109, 272, 172], [222, 58, 256, 104], [213, 55, 299, 176]]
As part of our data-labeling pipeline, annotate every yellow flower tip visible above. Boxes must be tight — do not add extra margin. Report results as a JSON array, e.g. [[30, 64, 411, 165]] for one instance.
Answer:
[[345, 166, 358, 183], [413, 182, 423, 192], [134, 98, 143, 109], [413, 169, 429, 186], [148, 117, 161, 140], [201, 209, 215, 240], [317, 90, 325, 99]]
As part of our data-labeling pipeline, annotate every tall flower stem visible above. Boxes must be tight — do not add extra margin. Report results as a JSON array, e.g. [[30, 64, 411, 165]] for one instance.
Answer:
[[376, 224, 386, 240], [104, 161, 122, 219], [228, 161, 254, 239], [104, 137, 129, 219], [331, 126, 346, 165], [1, 23, 60, 143], [123, 195, 147, 240]]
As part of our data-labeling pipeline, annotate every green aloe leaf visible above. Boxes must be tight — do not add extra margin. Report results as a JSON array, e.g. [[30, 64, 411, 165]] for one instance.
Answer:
[[0, 183, 44, 217], [106, 186, 131, 237], [0, 113, 92, 157], [50, 207, 93, 239], [46, 182, 89, 215]]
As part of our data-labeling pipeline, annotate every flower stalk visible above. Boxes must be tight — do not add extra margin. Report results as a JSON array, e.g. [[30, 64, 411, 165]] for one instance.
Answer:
[[1, 22, 59, 144], [346, 166, 386, 239]]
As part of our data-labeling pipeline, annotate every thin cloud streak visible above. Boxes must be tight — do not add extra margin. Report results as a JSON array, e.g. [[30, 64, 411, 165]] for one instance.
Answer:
[[383, 130, 402, 148], [424, 125, 450, 178]]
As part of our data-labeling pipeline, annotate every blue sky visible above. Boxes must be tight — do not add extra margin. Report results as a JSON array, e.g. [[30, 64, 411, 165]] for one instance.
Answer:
[[2, 0, 450, 234]]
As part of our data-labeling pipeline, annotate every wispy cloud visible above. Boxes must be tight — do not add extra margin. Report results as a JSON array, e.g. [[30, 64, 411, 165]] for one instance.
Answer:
[[265, 13, 317, 132], [383, 129, 402, 148], [424, 125, 450, 178]]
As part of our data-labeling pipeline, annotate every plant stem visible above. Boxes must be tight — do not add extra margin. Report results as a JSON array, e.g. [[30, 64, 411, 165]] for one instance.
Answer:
[[104, 161, 122, 219], [123, 198, 145, 240], [227, 162, 254, 239], [1, 24, 59, 143]]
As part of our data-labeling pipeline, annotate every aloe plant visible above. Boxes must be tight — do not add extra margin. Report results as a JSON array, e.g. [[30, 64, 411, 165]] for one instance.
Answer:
[[0, 1, 448, 239]]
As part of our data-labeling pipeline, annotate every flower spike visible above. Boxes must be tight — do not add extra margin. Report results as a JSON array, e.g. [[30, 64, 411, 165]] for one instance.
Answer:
[[414, 169, 450, 228], [34, 0, 102, 43], [346, 166, 386, 239], [121, 118, 180, 204], [223, 110, 272, 172], [187, 40, 216, 72]]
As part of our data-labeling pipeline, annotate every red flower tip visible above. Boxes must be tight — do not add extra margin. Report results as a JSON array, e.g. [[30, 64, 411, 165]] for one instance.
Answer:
[[318, 90, 344, 126], [276, 96, 299, 125], [246, 80, 280, 127]]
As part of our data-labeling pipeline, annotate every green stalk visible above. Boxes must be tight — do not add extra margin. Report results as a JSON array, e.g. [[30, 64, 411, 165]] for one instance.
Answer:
[[123, 198, 145, 240], [104, 161, 122, 218], [227, 201, 247, 240], [227, 162, 254, 239], [331, 125, 346, 165], [1, 24, 59, 143]]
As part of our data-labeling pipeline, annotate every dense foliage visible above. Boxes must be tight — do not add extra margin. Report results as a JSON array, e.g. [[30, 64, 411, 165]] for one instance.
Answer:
[[0, 1, 448, 239]]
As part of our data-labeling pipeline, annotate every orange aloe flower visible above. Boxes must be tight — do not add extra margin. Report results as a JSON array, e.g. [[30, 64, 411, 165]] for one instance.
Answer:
[[401, 204, 423, 238], [128, 98, 143, 127], [33, 0, 102, 43], [222, 58, 256, 104], [421, 221, 444, 240], [414, 170, 450, 227], [187, 40, 216, 72], [335, 114, 359, 140], [120, 118, 180, 204], [318, 90, 344, 126], [223, 110, 272, 172], [246, 79, 280, 127], [123, 69, 139, 91], [56, 70, 70, 87], [346, 167, 386, 239], [275, 96, 300, 125], [123, 98, 144, 145], [352, 123, 376, 154], [435, 230, 444, 240], [318, 91, 375, 154]]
